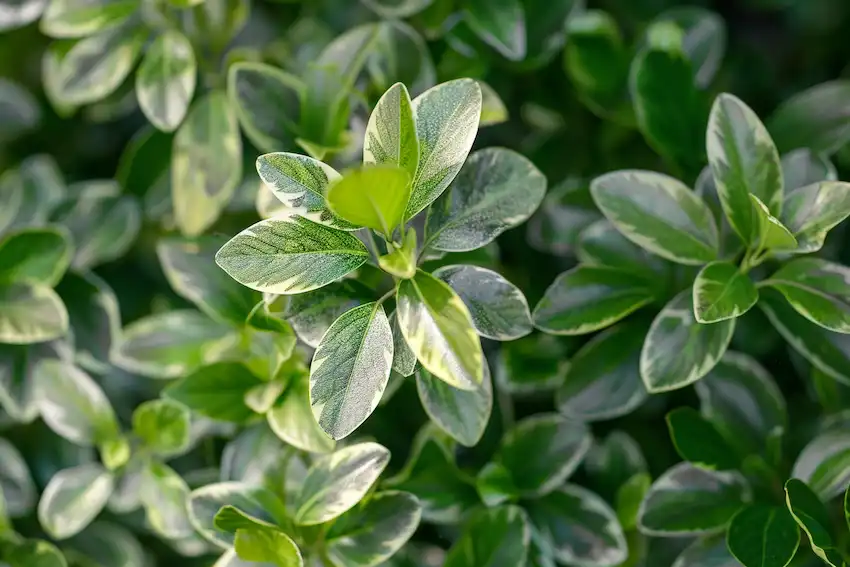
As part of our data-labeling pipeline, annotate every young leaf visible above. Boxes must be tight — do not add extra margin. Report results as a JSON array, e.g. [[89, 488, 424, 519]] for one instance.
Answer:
[[785, 479, 845, 566], [591, 170, 718, 265], [424, 147, 546, 252], [463, 0, 526, 61], [765, 258, 850, 333], [268, 370, 335, 454], [0, 227, 72, 287], [444, 506, 531, 567], [726, 505, 799, 567], [791, 429, 850, 500], [172, 91, 242, 236], [497, 414, 591, 497], [406, 79, 482, 220], [38, 463, 114, 540], [325, 491, 421, 567], [363, 82, 419, 179], [396, 270, 484, 390], [0, 282, 68, 344], [164, 363, 263, 423], [781, 181, 850, 253], [136, 30, 196, 132], [532, 265, 655, 335], [616, 473, 651, 531], [215, 214, 369, 295], [188, 482, 287, 548], [378, 230, 417, 280], [389, 311, 416, 376], [293, 442, 390, 526], [310, 302, 393, 440], [706, 93, 783, 243], [693, 261, 758, 323], [234, 528, 303, 566], [557, 321, 648, 421], [132, 399, 190, 456], [666, 407, 739, 470], [0, 438, 36, 517], [637, 463, 750, 536], [641, 291, 735, 393], [434, 264, 532, 341], [326, 165, 411, 235], [749, 194, 797, 251], [416, 364, 492, 447]]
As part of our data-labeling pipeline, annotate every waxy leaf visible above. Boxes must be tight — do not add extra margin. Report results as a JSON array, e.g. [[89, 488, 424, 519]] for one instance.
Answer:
[[215, 214, 369, 295], [416, 364, 492, 447], [791, 429, 850, 500], [785, 479, 844, 566], [767, 80, 850, 154], [641, 291, 735, 393], [310, 302, 393, 440], [326, 165, 411, 235], [164, 363, 263, 423], [444, 505, 530, 567], [229, 63, 302, 154], [463, 0, 526, 61], [363, 82, 419, 179], [424, 147, 546, 252], [591, 170, 718, 265], [749, 194, 797, 251], [136, 30, 196, 132], [40, 0, 135, 37], [666, 407, 738, 470], [0, 227, 71, 287], [234, 528, 302, 566], [707, 93, 783, 242], [188, 482, 287, 548], [396, 270, 483, 390], [727, 505, 799, 567], [782, 148, 836, 191], [693, 261, 758, 323], [781, 181, 850, 253], [533, 266, 655, 335], [766, 258, 850, 333], [0, 282, 68, 344], [38, 462, 113, 540], [268, 370, 335, 454], [434, 264, 532, 341], [406, 79, 481, 220]]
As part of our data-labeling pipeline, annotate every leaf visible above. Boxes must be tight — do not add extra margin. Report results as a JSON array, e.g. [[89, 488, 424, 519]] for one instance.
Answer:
[[369, 20, 436, 95], [268, 370, 335, 454], [378, 230, 417, 280], [228, 62, 302, 153], [389, 311, 416, 376], [135, 30, 195, 132], [234, 528, 303, 566], [444, 506, 530, 567], [293, 442, 390, 526], [791, 428, 850, 500], [0, 438, 36, 517], [139, 461, 194, 539], [526, 485, 628, 567], [172, 91, 242, 236], [707, 93, 784, 243], [654, 7, 726, 88], [416, 363, 492, 447], [637, 463, 750, 536], [476, 462, 518, 507], [782, 148, 837, 191], [56, 271, 119, 372], [325, 491, 421, 567], [672, 536, 739, 567], [396, 270, 483, 390], [38, 462, 114, 540], [693, 261, 758, 323], [0, 227, 72, 287], [591, 170, 718, 265], [3, 539, 68, 567], [433, 264, 532, 341], [363, 82, 419, 179], [532, 265, 655, 335], [310, 302, 393, 440], [0, 283, 68, 344], [0, 0, 47, 32], [284, 280, 373, 348], [405, 79, 482, 220], [557, 321, 648, 421], [187, 482, 287, 548], [765, 258, 850, 333], [479, 81, 508, 126], [497, 414, 591, 497], [641, 291, 735, 393], [577, 219, 669, 281], [40, 0, 135, 37], [463, 0, 526, 61], [326, 165, 412, 235], [34, 359, 119, 446], [767, 80, 850, 154], [666, 407, 739, 470], [158, 237, 259, 325], [726, 505, 799, 567], [165, 363, 263, 423], [749, 194, 797, 251], [616, 473, 650, 531], [527, 178, 600, 257], [215, 214, 368, 295], [0, 341, 66, 423], [495, 333, 571, 395], [132, 399, 189, 456], [361, 0, 433, 19], [782, 181, 850, 253], [424, 147, 546, 252], [785, 479, 845, 566]]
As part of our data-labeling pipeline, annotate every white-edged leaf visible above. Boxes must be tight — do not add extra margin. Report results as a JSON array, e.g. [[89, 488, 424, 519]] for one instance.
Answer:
[[56, 271, 120, 373], [693, 261, 758, 323], [791, 429, 850, 500], [364, 82, 419, 179], [40, 0, 135, 37], [416, 363, 492, 447], [444, 505, 531, 567], [38, 462, 114, 540], [0, 282, 68, 344], [0, 437, 36, 516], [781, 181, 850, 253], [268, 371, 335, 454], [765, 257, 850, 333], [136, 29, 196, 132]]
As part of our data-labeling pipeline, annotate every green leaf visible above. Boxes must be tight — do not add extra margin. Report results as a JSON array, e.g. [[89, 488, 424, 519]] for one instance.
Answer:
[[672, 536, 738, 567], [765, 258, 850, 334], [293, 442, 390, 526], [38, 462, 113, 540], [0, 341, 66, 424], [139, 461, 194, 539], [310, 302, 393, 440], [370, 21, 435, 95], [416, 363, 492, 447], [56, 271, 119, 373], [557, 321, 648, 421], [444, 506, 530, 567], [653, 7, 726, 88], [781, 148, 837, 192], [727, 505, 799, 567], [497, 414, 591, 497], [136, 30, 195, 132], [361, 0, 433, 18], [228, 62, 302, 153], [527, 178, 600, 258], [591, 170, 718, 265], [0, 437, 36, 516], [0, 283, 68, 344], [325, 491, 421, 567], [478, 81, 509, 126], [187, 482, 287, 548], [268, 370, 335, 454], [749, 194, 797, 251], [666, 407, 739, 470], [389, 311, 416, 376], [785, 479, 844, 566], [326, 165, 412, 235], [284, 280, 373, 348], [707, 93, 783, 243], [216, 214, 368, 295], [641, 291, 735, 393], [396, 270, 483, 390], [476, 462, 518, 507], [532, 265, 655, 335], [791, 429, 850, 500], [463, 0, 526, 61], [616, 473, 650, 531], [158, 237, 259, 325], [363, 82, 419, 180], [405, 79, 482, 220], [3, 539, 68, 567], [234, 528, 302, 566], [172, 91, 242, 236], [637, 463, 750, 536], [34, 359, 119, 446], [782, 181, 850, 253], [526, 485, 628, 567], [434, 264, 532, 341], [424, 147, 546, 252], [378, 230, 417, 280], [165, 363, 263, 423], [767, 80, 850, 154], [577, 219, 669, 281], [0, 227, 72, 287], [693, 261, 758, 323], [132, 399, 189, 456], [214, 504, 278, 534], [40, 0, 135, 37], [495, 334, 571, 395]]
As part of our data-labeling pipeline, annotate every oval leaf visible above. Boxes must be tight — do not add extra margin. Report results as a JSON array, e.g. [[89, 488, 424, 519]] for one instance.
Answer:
[[726, 505, 799, 567], [0, 282, 68, 344], [136, 30, 196, 132], [785, 479, 845, 566], [228, 62, 301, 153], [363, 82, 419, 179], [0, 227, 72, 287], [693, 261, 758, 323], [444, 505, 531, 567], [766, 258, 850, 334], [416, 364, 492, 447], [326, 165, 411, 235], [38, 462, 113, 540], [781, 181, 850, 253], [188, 482, 287, 548], [268, 371, 335, 454]]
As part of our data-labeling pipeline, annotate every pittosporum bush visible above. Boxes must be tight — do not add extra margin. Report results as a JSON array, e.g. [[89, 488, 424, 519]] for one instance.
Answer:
[[4, 1, 850, 566]]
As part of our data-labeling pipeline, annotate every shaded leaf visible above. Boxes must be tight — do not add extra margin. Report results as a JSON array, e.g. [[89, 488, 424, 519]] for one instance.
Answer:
[[726, 505, 799, 567], [228, 62, 301, 153], [444, 505, 530, 567], [416, 363, 492, 447], [164, 363, 263, 423]]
